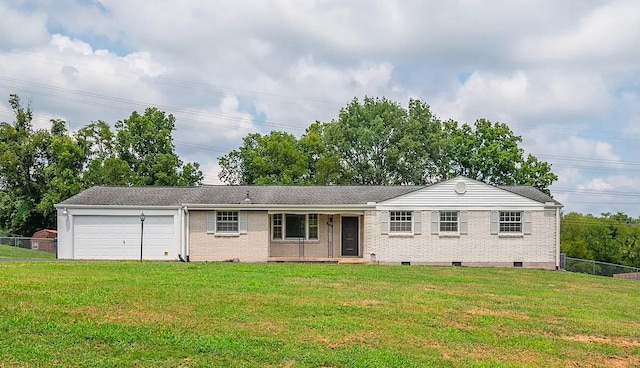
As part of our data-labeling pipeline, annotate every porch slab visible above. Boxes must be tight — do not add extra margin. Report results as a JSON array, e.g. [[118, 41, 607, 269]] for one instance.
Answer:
[[267, 257, 364, 264]]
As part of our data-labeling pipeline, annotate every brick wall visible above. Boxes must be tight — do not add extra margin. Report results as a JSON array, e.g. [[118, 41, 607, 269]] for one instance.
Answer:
[[364, 210, 557, 269], [189, 210, 269, 262]]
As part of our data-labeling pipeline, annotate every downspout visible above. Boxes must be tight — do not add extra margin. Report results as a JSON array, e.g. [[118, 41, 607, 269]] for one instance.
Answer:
[[185, 207, 190, 262], [556, 207, 561, 270]]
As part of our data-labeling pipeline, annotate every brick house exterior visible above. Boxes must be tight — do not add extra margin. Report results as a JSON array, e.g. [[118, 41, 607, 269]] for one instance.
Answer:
[[56, 176, 562, 268]]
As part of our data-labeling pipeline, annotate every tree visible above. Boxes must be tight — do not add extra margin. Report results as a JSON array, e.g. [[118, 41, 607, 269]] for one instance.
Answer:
[[219, 96, 558, 193], [77, 120, 133, 186], [561, 212, 640, 267], [0, 95, 86, 234], [219, 131, 310, 185], [37, 119, 87, 224], [0, 95, 204, 235], [115, 108, 202, 186], [321, 97, 407, 185], [437, 119, 558, 193]]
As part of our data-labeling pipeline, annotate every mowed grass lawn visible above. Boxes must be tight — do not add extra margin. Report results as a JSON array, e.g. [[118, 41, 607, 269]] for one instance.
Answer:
[[0, 262, 638, 368], [0, 244, 55, 259]]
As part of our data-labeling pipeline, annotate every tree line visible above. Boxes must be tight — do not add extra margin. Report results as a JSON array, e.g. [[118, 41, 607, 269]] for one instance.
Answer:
[[219, 97, 558, 193], [0, 94, 202, 236], [561, 212, 640, 268], [2, 94, 637, 267]]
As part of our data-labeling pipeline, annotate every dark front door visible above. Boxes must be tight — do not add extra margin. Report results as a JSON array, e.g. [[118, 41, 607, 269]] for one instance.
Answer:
[[341, 217, 359, 256]]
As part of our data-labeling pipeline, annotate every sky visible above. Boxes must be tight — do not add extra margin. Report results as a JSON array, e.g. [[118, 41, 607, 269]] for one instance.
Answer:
[[0, 0, 639, 216]]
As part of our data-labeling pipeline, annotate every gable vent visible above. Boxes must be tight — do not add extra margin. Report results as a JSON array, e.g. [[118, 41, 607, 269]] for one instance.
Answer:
[[454, 181, 467, 194]]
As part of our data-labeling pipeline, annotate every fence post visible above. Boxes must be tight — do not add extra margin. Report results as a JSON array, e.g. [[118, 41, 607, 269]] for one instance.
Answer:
[[592, 260, 596, 275]]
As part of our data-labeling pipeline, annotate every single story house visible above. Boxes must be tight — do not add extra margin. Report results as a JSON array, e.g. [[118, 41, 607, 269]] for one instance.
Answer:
[[55, 176, 563, 268]]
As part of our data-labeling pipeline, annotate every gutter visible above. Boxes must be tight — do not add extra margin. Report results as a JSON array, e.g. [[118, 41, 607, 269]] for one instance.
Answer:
[[556, 207, 561, 270], [181, 203, 376, 211], [54, 204, 183, 210]]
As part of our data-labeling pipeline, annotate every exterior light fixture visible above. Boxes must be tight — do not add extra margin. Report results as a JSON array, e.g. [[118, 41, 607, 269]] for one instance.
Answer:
[[140, 212, 146, 262]]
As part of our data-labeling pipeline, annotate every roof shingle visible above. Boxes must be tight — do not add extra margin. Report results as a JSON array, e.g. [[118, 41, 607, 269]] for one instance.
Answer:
[[59, 182, 562, 207]]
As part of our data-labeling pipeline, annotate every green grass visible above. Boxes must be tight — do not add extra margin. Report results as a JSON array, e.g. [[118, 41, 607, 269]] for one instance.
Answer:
[[0, 244, 56, 259], [0, 262, 638, 367]]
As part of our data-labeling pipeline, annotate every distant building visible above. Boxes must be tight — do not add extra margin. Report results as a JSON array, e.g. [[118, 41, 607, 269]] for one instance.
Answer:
[[30, 229, 58, 254]]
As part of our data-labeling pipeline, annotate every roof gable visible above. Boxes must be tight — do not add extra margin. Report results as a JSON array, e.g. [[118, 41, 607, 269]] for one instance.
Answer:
[[377, 176, 561, 209]]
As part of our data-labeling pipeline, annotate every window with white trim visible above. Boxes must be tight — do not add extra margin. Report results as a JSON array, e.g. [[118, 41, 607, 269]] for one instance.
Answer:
[[440, 211, 458, 232], [499, 211, 522, 233], [272, 214, 319, 240], [390, 211, 412, 233], [217, 211, 239, 233], [308, 214, 318, 240], [272, 214, 283, 239]]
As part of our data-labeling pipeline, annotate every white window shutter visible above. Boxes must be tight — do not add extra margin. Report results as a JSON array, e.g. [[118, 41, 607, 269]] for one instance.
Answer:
[[459, 211, 468, 235], [413, 211, 422, 235], [523, 211, 532, 235], [207, 211, 216, 233], [431, 211, 439, 235], [490, 211, 499, 234], [380, 211, 389, 235], [239, 211, 248, 234]]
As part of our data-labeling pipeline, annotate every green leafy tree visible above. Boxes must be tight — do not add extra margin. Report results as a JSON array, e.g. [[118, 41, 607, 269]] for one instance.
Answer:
[[115, 108, 203, 186], [77, 120, 133, 186], [0, 95, 47, 234], [561, 212, 640, 267], [220, 96, 558, 193], [0, 95, 204, 235], [321, 97, 407, 185], [437, 119, 558, 193], [37, 119, 87, 224], [219, 131, 310, 185], [0, 96, 87, 234]]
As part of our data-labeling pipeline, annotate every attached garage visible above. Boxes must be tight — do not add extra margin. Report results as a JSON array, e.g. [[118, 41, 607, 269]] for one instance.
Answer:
[[55, 191, 186, 260], [72, 215, 177, 260]]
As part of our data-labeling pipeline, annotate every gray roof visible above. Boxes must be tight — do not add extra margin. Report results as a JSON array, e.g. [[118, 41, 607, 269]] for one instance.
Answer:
[[59, 185, 426, 206], [498, 186, 562, 205], [59, 182, 562, 207]]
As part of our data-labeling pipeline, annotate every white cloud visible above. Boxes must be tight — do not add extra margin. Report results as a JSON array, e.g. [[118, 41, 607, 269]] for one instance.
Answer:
[[1, 0, 639, 215], [516, 0, 640, 67], [0, 2, 50, 49]]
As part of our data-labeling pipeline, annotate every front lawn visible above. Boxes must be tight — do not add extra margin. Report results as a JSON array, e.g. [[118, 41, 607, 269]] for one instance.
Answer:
[[0, 262, 638, 367]]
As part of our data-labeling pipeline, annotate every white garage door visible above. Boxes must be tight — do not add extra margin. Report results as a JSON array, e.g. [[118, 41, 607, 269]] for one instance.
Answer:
[[73, 215, 177, 260]]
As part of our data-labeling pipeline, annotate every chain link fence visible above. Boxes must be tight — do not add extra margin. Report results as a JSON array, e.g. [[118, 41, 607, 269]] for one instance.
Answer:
[[0, 237, 57, 257], [562, 255, 640, 280]]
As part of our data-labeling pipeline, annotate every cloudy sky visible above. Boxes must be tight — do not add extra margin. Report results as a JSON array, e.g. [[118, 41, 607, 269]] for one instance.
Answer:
[[0, 0, 639, 215]]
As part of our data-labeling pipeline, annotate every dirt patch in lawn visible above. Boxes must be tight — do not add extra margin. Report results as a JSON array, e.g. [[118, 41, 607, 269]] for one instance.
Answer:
[[68, 305, 178, 324], [561, 335, 640, 348]]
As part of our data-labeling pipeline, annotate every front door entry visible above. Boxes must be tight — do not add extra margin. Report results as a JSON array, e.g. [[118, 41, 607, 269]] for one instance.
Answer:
[[341, 217, 359, 256]]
